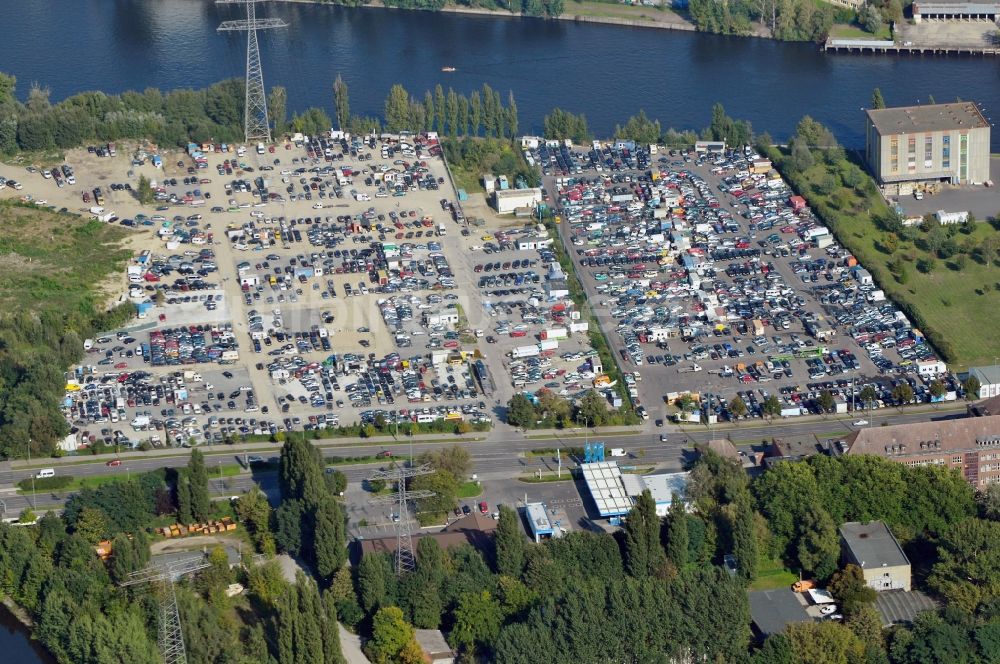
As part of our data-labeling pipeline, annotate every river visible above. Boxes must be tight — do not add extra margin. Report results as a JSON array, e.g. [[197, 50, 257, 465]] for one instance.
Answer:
[[5, 0, 1000, 148], [0, 604, 55, 664]]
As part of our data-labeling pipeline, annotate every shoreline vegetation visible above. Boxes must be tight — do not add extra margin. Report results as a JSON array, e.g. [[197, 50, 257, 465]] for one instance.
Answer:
[[275, 0, 896, 44]]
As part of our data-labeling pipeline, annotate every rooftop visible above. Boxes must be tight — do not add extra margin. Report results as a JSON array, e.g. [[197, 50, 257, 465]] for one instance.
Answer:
[[749, 589, 813, 637], [874, 589, 938, 626], [844, 415, 1000, 457], [971, 364, 1000, 386], [580, 461, 633, 517], [969, 395, 1000, 417], [866, 102, 989, 136], [414, 629, 454, 660], [641, 471, 690, 505], [840, 521, 910, 569], [526, 502, 553, 535]]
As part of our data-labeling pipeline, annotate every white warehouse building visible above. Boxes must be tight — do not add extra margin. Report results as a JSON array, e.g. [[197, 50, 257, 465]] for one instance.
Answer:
[[494, 188, 542, 214]]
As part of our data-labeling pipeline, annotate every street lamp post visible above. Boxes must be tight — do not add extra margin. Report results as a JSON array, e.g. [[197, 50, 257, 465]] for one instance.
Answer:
[[27, 439, 36, 510]]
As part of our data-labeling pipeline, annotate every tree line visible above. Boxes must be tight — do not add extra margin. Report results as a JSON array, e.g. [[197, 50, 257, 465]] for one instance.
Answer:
[[542, 102, 752, 150], [334, 78, 521, 139], [688, 0, 839, 43], [313, 0, 563, 17], [0, 72, 333, 154]]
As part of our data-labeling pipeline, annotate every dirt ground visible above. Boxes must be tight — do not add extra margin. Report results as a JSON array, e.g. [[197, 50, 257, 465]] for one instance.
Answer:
[[149, 533, 244, 555]]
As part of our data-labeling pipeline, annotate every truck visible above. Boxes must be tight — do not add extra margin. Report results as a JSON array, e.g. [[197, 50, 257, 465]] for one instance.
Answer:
[[540, 327, 568, 341], [511, 345, 540, 359], [538, 339, 559, 352]]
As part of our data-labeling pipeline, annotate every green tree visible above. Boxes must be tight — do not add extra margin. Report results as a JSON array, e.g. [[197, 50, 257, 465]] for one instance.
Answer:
[[929, 380, 947, 402], [731, 493, 759, 583], [665, 493, 689, 568], [506, 393, 537, 428], [506, 90, 519, 138], [446, 88, 459, 137], [846, 604, 885, 650], [623, 490, 666, 577], [871, 88, 886, 109], [892, 382, 915, 407], [74, 506, 108, 544], [762, 395, 782, 419], [187, 448, 210, 522], [469, 90, 482, 136], [419, 446, 472, 479], [384, 84, 412, 133], [366, 606, 415, 664], [410, 469, 459, 521], [495, 504, 525, 577], [176, 473, 193, 524], [136, 174, 154, 205], [273, 499, 304, 555], [729, 395, 748, 421], [786, 620, 865, 664], [577, 389, 609, 427], [268, 85, 287, 136], [236, 486, 273, 552], [434, 84, 446, 134], [829, 564, 877, 615], [333, 75, 350, 130], [449, 590, 504, 653], [796, 505, 840, 580], [964, 375, 982, 400], [313, 494, 346, 583], [818, 389, 836, 414], [359, 552, 395, 614], [859, 385, 878, 410], [929, 518, 1000, 612]]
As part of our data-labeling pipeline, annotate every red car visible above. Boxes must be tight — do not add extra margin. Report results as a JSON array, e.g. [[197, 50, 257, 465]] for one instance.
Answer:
[[114, 362, 127, 369], [106, 459, 122, 468], [478, 501, 489, 515]]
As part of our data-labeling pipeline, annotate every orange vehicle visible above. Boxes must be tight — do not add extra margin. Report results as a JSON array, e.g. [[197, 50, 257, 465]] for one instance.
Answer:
[[792, 580, 815, 592]]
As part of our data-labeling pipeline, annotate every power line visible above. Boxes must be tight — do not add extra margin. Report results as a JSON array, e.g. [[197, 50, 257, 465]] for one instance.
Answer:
[[368, 462, 435, 574], [217, 0, 287, 142]]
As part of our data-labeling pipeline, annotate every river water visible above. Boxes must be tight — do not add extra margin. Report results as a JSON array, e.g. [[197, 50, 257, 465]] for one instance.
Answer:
[[5, 0, 1000, 148], [0, 604, 55, 664]]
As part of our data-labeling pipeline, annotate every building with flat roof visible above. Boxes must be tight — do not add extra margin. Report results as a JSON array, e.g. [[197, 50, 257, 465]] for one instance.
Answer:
[[494, 187, 542, 214], [865, 102, 990, 194], [414, 629, 455, 664], [581, 462, 690, 519], [843, 415, 1000, 488], [912, 0, 1000, 20], [839, 521, 911, 591], [525, 502, 554, 542], [749, 589, 814, 638], [969, 364, 1000, 399]]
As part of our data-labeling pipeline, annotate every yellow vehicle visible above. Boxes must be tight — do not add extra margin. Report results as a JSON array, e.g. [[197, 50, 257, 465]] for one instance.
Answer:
[[792, 580, 815, 592]]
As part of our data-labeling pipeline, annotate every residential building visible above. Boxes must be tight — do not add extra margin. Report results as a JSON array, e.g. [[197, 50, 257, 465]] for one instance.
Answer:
[[843, 415, 1000, 487], [865, 102, 990, 194], [839, 521, 911, 592], [969, 364, 1000, 399]]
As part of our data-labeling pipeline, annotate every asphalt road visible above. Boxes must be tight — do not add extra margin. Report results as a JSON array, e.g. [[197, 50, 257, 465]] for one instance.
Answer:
[[0, 403, 965, 517]]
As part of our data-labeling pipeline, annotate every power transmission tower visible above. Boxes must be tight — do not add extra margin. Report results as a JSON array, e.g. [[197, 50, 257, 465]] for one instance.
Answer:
[[120, 555, 212, 664], [369, 463, 435, 574], [217, 0, 287, 142]]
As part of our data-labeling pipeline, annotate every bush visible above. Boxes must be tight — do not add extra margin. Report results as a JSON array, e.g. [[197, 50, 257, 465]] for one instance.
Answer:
[[18, 475, 72, 492]]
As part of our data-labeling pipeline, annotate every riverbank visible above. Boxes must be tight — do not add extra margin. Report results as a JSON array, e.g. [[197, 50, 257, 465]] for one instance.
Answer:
[[0, 598, 55, 664], [277, 0, 700, 33]]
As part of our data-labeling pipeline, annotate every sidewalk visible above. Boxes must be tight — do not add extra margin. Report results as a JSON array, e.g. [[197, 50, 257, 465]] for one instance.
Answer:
[[6, 431, 490, 470]]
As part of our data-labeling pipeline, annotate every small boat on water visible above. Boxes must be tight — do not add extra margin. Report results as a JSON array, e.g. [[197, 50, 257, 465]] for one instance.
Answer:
[[441, 66, 456, 73]]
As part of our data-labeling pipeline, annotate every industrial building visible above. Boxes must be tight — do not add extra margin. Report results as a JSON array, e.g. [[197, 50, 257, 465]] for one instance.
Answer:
[[912, 0, 1000, 21], [580, 462, 690, 518], [525, 502, 554, 542], [494, 187, 543, 215], [839, 521, 912, 592], [864, 102, 991, 194], [843, 415, 1000, 487]]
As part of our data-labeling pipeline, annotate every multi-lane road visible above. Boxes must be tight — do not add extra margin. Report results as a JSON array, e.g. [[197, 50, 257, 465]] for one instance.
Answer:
[[0, 403, 966, 518]]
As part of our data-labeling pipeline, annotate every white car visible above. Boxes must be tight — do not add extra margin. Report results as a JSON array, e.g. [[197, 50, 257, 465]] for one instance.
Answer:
[[853, 419, 869, 427], [820, 604, 838, 615]]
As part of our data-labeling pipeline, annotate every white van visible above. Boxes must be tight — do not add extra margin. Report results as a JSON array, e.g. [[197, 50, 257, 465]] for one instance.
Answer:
[[609, 448, 626, 458], [36, 468, 55, 479]]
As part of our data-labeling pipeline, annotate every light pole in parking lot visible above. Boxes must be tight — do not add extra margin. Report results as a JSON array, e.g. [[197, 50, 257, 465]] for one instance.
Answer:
[[27, 439, 36, 510]]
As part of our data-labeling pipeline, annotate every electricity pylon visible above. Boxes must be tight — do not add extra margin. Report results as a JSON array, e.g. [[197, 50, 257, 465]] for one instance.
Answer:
[[369, 462, 435, 574], [120, 555, 212, 664], [217, 0, 287, 142]]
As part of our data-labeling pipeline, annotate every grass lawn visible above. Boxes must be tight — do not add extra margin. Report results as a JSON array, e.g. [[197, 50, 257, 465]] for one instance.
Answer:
[[769, 146, 1000, 369], [0, 201, 130, 315], [750, 557, 799, 591], [457, 480, 483, 498], [519, 471, 576, 483], [829, 22, 892, 40]]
